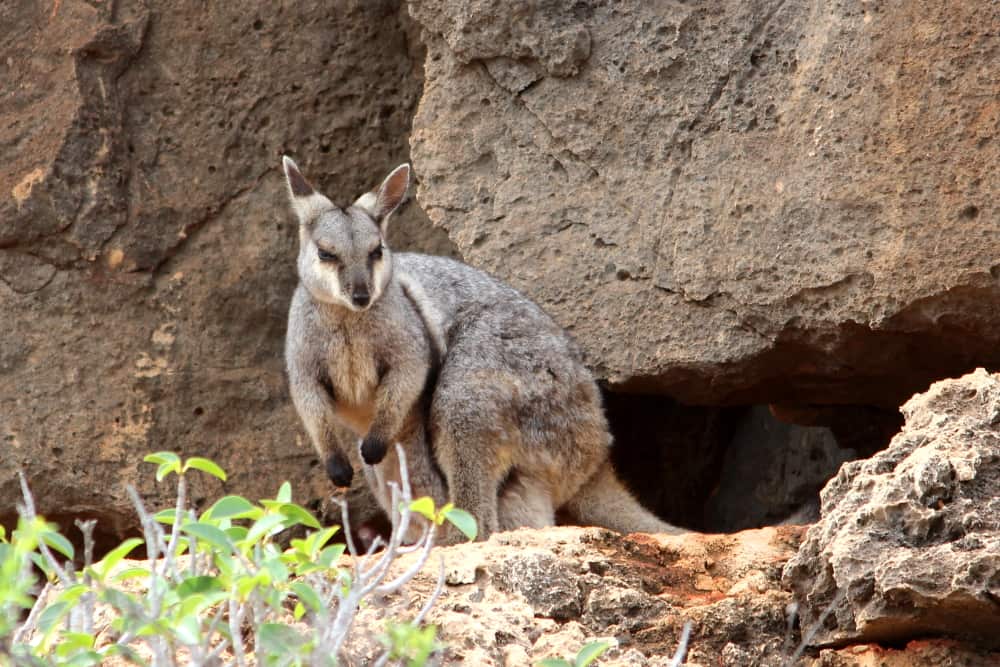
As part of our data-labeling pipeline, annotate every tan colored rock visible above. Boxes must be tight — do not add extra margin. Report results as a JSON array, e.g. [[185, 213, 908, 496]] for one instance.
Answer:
[[812, 640, 998, 667], [0, 0, 452, 542], [342, 526, 996, 665], [784, 369, 1000, 648], [409, 0, 1000, 406]]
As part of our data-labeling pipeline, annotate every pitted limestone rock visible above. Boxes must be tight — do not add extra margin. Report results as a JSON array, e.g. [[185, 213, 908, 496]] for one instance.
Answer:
[[783, 369, 1000, 647]]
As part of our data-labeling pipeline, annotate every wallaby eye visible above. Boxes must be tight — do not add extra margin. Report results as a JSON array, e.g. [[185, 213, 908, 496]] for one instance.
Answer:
[[317, 248, 338, 263], [370, 245, 383, 261]]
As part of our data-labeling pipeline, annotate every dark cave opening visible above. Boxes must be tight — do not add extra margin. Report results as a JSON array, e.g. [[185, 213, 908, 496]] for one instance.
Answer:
[[602, 389, 904, 533]]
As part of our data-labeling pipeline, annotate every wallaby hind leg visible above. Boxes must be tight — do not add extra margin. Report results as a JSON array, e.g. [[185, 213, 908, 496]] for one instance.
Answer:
[[439, 444, 500, 544], [561, 465, 686, 536], [498, 473, 556, 532], [430, 386, 513, 543]]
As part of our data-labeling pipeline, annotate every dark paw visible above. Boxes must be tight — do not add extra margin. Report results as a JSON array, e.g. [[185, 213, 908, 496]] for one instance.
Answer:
[[325, 451, 353, 488], [360, 434, 388, 465]]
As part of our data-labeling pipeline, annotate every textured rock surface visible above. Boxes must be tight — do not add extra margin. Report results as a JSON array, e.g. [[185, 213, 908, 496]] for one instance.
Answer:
[[783, 369, 1000, 647], [348, 526, 807, 665], [307, 527, 998, 665], [0, 0, 452, 544], [409, 0, 1000, 405]]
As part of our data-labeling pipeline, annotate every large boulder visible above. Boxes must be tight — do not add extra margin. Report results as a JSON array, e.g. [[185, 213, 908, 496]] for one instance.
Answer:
[[783, 369, 1000, 647], [408, 0, 1000, 405], [0, 0, 450, 545]]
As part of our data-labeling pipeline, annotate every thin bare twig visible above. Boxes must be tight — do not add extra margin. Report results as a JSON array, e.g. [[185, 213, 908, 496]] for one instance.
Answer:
[[413, 557, 446, 626], [12, 581, 54, 644], [74, 519, 98, 635], [228, 596, 248, 667], [160, 475, 186, 584], [17, 472, 72, 588], [783, 590, 845, 666], [669, 621, 693, 667]]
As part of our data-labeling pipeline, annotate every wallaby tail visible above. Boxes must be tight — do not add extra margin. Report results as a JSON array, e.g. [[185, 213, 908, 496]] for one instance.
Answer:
[[562, 465, 687, 536]]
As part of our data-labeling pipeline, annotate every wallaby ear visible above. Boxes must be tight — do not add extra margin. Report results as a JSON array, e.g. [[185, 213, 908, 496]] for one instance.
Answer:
[[282, 156, 335, 224], [353, 164, 410, 228]]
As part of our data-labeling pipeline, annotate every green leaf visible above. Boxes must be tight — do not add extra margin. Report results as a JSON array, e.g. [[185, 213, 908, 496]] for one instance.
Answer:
[[93, 537, 144, 581], [183, 457, 228, 482], [278, 503, 321, 530], [177, 591, 227, 618], [102, 588, 141, 614], [55, 584, 89, 606], [146, 452, 181, 481], [290, 581, 324, 615], [537, 660, 573, 667], [409, 496, 436, 521], [154, 508, 180, 525], [574, 641, 613, 667], [143, 451, 181, 467], [176, 575, 225, 598], [236, 575, 261, 599], [317, 543, 347, 569], [203, 495, 258, 521], [258, 622, 306, 655], [63, 650, 103, 666], [99, 644, 143, 663], [37, 600, 70, 634], [245, 513, 287, 545], [112, 567, 150, 584], [41, 530, 75, 560], [30, 552, 54, 580], [174, 615, 202, 645], [156, 461, 179, 482], [55, 631, 95, 656], [261, 555, 290, 585], [381, 621, 441, 665], [443, 507, 478, 541], [225, 525, 249, 542], [311, 526, 339, 552], [182, 522, 233, 551], [276, 481, 293, 503]]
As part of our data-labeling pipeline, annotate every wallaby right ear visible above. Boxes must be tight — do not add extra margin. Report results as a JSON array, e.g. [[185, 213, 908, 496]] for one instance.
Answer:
[[282, 156, 335, 224], [353, 164, 410, 230]]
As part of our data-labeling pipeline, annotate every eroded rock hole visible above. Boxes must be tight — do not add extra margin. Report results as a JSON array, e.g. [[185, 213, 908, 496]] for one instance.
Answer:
[[602, 389, 903, 532]]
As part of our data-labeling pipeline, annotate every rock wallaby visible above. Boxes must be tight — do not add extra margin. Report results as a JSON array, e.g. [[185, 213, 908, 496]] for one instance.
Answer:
[[282, 157, 683, 542]]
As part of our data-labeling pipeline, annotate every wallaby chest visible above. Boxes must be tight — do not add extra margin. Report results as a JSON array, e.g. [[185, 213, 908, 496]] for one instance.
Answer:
[[323, 329, 380, 429]]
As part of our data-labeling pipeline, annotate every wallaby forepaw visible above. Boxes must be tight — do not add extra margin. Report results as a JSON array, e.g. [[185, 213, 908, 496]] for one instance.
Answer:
[[360, 434, 389, 465], [325, 452, 354, 488]]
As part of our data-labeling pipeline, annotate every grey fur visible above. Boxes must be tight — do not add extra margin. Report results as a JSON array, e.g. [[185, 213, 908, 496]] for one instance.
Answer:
[[282, 158, 684, 542]]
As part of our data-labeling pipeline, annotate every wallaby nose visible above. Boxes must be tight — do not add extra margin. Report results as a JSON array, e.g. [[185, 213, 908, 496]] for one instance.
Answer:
[[352, 292, 371, 308]]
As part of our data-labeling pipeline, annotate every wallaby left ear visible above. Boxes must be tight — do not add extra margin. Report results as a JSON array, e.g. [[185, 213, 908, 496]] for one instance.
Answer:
[[354, 164, 410, 228], [282, 156, 336, 224]]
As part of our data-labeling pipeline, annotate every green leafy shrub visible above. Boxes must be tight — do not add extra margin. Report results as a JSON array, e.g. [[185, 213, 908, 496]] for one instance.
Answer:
[[2, 446, 472, 666]]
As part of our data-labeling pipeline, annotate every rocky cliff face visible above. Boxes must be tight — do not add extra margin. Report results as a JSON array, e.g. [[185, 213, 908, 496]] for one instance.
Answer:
[[0, 0, 451, 546], [4, 1, 999, 662], [408, 0, 1000, 406]]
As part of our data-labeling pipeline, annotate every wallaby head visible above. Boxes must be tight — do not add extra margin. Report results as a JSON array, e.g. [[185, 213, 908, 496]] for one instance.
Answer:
[[281, 156, 410, 311]]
